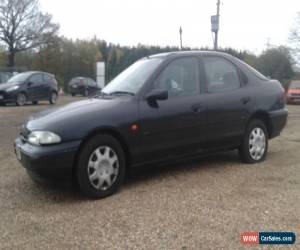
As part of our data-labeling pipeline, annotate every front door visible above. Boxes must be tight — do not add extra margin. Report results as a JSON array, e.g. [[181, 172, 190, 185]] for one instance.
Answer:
[[138, 57, 206, 164]]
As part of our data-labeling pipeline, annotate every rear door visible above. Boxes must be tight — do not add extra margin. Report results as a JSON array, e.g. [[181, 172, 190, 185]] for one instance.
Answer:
[[201, 56, 251, 148], [138, 56, 207, 163], [27, 73, 44, 100], [42, 74, 54, 98]]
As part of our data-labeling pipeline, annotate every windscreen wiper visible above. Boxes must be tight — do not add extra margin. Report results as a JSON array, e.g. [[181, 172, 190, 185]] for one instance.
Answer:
[[109, 91, 135, 96]]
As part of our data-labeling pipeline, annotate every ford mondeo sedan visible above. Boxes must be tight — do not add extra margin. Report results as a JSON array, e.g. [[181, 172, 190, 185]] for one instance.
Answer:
[[14, 51, 288, 198]]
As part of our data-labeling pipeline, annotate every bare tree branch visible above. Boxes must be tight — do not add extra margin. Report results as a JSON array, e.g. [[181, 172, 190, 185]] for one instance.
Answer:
[[0, 0, 59, 67]]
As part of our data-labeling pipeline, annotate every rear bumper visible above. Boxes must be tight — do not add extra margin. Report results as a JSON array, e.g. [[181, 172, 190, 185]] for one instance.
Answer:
[[14, 137, 81, 181], [69, 86, 86, 95], [268, 109, 288, 139], [287, 97, 300, 104]]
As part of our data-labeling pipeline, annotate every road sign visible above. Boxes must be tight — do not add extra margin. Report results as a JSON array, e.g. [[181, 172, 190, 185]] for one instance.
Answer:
[[211, 15, 219, 32]]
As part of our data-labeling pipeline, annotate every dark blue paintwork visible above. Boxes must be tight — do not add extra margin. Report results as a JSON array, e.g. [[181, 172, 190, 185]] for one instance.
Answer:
[[14, 51, 288, 181]]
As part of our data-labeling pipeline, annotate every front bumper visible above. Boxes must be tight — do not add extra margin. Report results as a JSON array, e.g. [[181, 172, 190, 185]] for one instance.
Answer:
[[268, 108, 288, 139], [14, 137, 81, 181], [0, 91, 17, 104]]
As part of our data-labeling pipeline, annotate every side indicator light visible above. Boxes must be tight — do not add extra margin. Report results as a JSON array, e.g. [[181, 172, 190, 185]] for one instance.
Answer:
[[131, 124, 139, 131]]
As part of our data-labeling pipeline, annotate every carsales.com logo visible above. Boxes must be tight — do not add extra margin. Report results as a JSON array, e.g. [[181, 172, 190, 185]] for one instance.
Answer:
[[241, 232, 296, 245]]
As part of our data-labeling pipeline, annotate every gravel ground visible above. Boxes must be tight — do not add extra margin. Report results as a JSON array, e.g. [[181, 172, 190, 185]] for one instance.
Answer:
[[0, 96, 299, 250]]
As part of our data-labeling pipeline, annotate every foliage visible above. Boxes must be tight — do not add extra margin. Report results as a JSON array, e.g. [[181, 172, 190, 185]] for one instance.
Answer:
[[0, 36, 295, 88], [255, 46, 294, 82], [289, 12, 300, 64]]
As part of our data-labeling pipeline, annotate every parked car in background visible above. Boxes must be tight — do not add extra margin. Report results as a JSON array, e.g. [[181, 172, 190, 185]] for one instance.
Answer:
[[286, 81, 300, 104], [0, 72, 13, 84], [14, 51, 287, 199], [0, 71, 58, 106], [68, 77, 100, 96]]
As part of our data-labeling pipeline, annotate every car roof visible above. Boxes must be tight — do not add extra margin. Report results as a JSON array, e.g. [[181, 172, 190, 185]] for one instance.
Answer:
[[148, 50, 233, 59], [20, 71, 54, 76]]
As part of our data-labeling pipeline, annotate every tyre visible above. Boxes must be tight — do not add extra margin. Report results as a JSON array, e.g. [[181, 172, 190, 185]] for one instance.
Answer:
[[32, 101, 38, 105], [71, 93, 75, 97], [49, 92, 58, 105], [239, 119, 268, 164], [76, 134, 126, 199], [16, 93, 26, 106]]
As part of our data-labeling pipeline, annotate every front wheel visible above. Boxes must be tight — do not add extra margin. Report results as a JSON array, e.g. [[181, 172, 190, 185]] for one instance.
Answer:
[[76, 134, 126, 199], [49, 92, 58, 105], [239, 119, 268, 163], [16, 93, 26, 106]]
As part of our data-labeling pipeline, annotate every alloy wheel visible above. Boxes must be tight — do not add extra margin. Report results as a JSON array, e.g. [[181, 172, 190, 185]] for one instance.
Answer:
[[51, 92, 58, 104], [87, 146, 119, 190], [249, 127, 266, 161], [17, 93, 26, 106]]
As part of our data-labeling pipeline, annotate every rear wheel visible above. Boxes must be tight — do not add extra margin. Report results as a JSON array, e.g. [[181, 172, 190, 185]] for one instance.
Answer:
[[71, 93, 75, 97], [239, 119, 268, 163], [49, 92, 58, 105], [16, 93, 26, 106], [76, 134, 126, 199], [32, 101, 38, 105]]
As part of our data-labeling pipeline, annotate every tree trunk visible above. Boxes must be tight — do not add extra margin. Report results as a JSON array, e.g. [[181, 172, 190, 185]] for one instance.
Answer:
[[7, 49, 15, 70]]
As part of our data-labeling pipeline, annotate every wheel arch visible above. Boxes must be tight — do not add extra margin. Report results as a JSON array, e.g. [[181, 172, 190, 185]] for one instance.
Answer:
[[72, 127, 131, 176], [247, 111, 272, 138]]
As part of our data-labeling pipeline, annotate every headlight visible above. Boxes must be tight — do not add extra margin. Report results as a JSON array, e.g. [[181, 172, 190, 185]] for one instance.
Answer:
[[28, 131, 61, 145], [6, 86, 19, 92]]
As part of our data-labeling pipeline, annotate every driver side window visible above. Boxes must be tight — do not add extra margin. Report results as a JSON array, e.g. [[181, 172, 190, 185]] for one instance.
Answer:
[[154, 57, 200, 97]]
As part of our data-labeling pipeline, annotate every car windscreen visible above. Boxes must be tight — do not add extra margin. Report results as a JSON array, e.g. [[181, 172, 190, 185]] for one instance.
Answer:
[[102, 58, 163, 95], [289, 82, 300, 89], [7, 72, 32, 84]]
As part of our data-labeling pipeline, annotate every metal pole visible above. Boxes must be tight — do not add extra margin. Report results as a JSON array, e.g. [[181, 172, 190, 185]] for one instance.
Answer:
[[214, 0, 221, 50], [179, 26, 183, 50]]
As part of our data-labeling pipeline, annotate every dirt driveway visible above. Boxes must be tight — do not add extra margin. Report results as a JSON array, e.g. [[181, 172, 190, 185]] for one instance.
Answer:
[[0, 96, 299, 249]]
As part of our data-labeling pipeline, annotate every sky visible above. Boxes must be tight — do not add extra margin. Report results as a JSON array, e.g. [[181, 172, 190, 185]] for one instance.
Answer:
[[39, 0, 300, 54]]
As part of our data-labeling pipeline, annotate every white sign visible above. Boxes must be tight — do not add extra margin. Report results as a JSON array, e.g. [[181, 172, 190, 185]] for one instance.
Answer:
[[96, 62, 105, 88], [211, 15, 219, 32]]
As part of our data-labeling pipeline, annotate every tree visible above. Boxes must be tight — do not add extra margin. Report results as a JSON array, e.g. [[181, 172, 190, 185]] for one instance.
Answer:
[[256, 47, 294, 82], [289, 12, 300, 64], [0, 0, 59, 68]]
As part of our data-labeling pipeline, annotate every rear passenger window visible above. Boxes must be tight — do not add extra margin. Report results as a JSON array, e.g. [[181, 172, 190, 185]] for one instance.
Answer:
[[203, 57, 240, 93], [44, 74, 52, 83]]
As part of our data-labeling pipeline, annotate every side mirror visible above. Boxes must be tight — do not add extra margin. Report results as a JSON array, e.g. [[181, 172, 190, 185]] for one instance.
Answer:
[[146, 89, 168, 101]]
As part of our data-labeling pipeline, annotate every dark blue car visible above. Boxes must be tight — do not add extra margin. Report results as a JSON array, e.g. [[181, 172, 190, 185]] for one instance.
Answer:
[[14, 51, 288, 199]]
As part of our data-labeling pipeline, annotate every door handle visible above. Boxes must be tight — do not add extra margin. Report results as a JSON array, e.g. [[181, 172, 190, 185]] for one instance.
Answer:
[[191, 103, 204, 113], [242, 96, 251, 104]]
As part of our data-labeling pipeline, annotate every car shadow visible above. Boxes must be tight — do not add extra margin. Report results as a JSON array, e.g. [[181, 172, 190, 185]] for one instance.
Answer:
[[1, 102, 51, 108], [124, 150, 239, 187], [25, 150, 240, 202]]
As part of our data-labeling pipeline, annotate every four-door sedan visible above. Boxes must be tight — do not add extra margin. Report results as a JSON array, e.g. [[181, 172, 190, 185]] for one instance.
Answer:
[[14, 51, 288, 199], [0, 71, 58, 106]]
